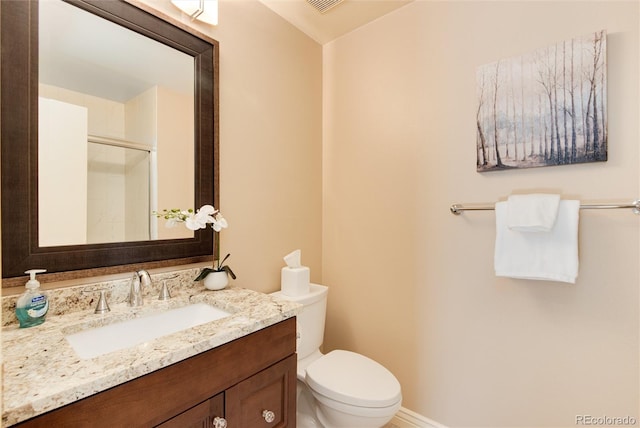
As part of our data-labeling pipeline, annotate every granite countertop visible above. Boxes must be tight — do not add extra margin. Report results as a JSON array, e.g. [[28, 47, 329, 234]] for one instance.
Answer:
[[1, 276, 300, 426]]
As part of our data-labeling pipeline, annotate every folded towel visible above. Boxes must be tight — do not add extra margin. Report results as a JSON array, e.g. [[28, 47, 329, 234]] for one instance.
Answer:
[[507, 194, 561, 232], [495, 200, 580, 284]]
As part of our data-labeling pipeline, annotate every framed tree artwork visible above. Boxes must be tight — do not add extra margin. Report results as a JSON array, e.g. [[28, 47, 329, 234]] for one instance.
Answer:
[[476, 30, 607, 172]]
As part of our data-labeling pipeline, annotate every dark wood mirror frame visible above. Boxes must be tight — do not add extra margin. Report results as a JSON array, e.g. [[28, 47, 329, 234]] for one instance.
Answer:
[[0, 0, 219, 284]]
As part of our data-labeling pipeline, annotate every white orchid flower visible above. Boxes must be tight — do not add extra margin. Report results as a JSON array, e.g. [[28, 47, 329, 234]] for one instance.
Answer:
[[184, 210, 206, 230], [211, 213, 228, 232], [154, 205, 227, 232], [198, 205, 217, 215], [197, 210, 216, 224], [154, 205, 234, 282], [185, 215, 202, 230]]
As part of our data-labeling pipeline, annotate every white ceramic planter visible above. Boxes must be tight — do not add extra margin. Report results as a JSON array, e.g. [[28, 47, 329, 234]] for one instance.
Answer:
[[203, 271, 229, 290]]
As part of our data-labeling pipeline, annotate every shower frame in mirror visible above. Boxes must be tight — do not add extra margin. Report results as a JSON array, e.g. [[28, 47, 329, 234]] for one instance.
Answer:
[[0, 0, 219, 284]]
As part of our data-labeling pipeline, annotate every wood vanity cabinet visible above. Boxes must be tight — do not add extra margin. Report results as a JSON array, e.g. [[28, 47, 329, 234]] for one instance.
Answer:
[[15, 317, 297, 428]]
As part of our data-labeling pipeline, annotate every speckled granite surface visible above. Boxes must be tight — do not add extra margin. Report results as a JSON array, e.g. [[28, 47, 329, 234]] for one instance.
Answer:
[[1, 269, 300, 426], [1, 269, 208, 327]]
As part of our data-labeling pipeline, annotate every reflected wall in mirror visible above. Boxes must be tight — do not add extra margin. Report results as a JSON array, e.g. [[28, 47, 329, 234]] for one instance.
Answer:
[[39, 0, 195, 245], [1, 0, 219, 282]]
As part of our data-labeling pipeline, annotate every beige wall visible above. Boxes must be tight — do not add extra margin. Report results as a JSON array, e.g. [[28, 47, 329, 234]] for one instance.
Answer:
[[323, 1, 639, 427], [135, 0, 324, 292]]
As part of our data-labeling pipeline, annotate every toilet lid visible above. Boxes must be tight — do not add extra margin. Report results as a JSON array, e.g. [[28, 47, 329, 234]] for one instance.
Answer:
[[305, 350, 402, 408]]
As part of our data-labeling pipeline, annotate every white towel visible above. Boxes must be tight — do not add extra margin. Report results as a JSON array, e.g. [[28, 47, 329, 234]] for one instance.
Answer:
[[494, 200, 580, 284], [507, 194, 561, 232]]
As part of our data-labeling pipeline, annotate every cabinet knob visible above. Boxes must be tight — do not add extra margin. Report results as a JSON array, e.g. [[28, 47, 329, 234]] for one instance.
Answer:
[[262, 409, 276, 423], [212, 416, 228, 428]]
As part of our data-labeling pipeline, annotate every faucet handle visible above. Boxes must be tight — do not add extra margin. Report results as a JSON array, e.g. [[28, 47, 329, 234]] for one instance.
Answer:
[[81, 287, 111, 314], [94, 290, 111, 314], [158, 280, 171, 301], [158, 274, 177, 301]]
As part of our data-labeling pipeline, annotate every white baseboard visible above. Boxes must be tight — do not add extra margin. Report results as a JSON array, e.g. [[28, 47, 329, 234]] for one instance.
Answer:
[[390, 407, 448, 428]]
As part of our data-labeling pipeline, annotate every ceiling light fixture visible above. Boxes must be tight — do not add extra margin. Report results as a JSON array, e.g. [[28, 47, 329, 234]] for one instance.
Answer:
[[171, 0, 218, 25]]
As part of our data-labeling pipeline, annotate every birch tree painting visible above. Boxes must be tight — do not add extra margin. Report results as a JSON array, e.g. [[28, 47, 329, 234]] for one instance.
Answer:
[[476, 30, 607, 172]]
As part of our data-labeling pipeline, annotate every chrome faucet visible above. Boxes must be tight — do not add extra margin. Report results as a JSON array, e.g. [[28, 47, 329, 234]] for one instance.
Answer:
[[128, 270, 152, 307]]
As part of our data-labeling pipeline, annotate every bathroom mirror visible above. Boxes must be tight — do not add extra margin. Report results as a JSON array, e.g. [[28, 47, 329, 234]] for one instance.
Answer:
[[1, 0, 219, 281]]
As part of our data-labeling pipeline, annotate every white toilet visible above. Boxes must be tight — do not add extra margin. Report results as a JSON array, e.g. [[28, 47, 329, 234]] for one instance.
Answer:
[[271, 284, 402, 428]]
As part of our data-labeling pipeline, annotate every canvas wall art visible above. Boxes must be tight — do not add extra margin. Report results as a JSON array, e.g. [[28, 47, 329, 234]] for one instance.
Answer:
[[476, 30, 607, 172]]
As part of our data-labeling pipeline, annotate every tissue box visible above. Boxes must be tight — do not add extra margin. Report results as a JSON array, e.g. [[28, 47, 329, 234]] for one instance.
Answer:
[[281, 266, 310, 296]]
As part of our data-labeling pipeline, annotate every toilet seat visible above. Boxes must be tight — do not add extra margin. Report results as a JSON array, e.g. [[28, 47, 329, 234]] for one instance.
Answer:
[[305, 350, 402, 408]]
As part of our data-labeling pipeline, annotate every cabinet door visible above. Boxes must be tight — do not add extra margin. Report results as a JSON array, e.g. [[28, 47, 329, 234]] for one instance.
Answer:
[[157, 393, 224, 428], [226, 355, 296, 427]]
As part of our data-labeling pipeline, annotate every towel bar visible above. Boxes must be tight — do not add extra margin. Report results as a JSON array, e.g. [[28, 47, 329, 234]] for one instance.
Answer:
[[450, 199, 640, 215]]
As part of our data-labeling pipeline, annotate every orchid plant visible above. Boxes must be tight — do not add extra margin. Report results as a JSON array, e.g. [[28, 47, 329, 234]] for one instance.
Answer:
[[153, 205, 236, 281]]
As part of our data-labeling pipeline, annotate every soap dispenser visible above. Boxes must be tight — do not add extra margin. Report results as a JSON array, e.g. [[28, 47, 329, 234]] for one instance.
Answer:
[[16, 269, 49, 328]]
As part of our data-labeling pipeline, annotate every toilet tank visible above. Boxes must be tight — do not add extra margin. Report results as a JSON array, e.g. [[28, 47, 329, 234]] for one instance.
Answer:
[[271, 284, 328, 360]]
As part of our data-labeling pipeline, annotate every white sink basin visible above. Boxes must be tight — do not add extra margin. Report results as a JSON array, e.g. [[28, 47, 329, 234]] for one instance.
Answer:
[[66, 303, 231, 359]]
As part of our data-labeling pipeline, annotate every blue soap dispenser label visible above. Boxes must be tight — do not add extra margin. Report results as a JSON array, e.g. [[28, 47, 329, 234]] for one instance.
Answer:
[[27, 296, 49, 318]]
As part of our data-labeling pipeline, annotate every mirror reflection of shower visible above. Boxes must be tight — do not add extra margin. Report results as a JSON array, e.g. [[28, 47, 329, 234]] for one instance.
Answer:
[[87, 136, 155, 244], [38, 88, 194, 247]]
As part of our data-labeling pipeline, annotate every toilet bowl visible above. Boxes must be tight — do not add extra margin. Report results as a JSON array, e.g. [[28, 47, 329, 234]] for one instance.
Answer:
[[305, 349, 402, 427], [271, 284, 402, 428]]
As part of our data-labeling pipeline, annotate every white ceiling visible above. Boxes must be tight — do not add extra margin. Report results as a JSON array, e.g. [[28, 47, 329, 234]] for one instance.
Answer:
[[40, 0, 193, 103], [258, 0, 414, 45]]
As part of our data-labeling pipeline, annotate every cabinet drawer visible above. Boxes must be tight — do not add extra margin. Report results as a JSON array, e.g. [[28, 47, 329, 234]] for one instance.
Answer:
[[157, 393, 224, 428]]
